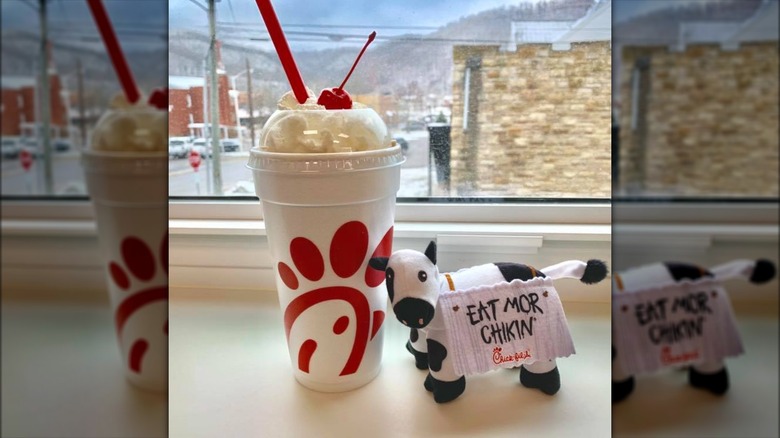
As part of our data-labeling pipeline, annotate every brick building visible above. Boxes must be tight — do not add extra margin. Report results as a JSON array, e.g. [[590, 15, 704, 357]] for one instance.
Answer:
[[450, 0, 612, 197], [168, 42, 238, 139], [1, 71, 68, 139], [617, 0, 779, 196]]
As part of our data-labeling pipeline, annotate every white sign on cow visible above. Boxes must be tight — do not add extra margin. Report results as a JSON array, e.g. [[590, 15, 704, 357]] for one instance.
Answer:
[[439, 278, 575, 376], [613, 280, 743, 376]]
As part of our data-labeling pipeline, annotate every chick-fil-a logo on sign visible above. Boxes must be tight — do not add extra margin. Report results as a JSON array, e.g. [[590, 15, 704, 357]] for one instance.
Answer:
[[278, 222, 393, 375], [492, 346, 532, 365]]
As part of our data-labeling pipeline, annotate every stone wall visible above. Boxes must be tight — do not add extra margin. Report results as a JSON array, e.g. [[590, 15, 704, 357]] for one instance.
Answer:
[[618, 43, 779, 196], [450, 42, 611, 197]]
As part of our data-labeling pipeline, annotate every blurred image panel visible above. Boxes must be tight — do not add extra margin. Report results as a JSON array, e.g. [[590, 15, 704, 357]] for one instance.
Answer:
[[1, 1, 168, 437], [612, 1, 779, 437]]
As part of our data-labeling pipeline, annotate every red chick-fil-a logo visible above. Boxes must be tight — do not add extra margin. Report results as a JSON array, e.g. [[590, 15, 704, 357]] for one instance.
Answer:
[[492, 346, 532, 365], [279, 222, 393, 376], [660, 345, 699, 365]]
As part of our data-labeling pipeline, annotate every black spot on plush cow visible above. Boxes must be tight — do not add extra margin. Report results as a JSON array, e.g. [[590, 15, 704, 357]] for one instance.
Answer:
[[612, 259, 776, 403], [370, 241, 608, 403]]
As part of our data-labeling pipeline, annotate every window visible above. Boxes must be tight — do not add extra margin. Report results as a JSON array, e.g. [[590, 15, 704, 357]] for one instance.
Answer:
[[0, 0, 167, 198], [163, 0, 614, 294], [2, 1, 613, 295], [168, 0, 612, 200], [613, 0, 779, 200]]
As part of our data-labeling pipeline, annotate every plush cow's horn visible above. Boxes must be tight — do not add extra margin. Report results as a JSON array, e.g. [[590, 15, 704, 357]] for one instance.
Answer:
[[369, 257, 389, 271], [424, 241, 437, 265]]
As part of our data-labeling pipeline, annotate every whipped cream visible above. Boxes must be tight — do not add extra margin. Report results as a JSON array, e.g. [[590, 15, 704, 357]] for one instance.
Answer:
[[262, 90, 391, 153], [90, 93, 167, 153]]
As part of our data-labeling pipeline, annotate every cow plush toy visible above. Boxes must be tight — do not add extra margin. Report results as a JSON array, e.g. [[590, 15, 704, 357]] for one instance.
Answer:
[[612, 259, 776, 403], [369, 241, 608, 403]]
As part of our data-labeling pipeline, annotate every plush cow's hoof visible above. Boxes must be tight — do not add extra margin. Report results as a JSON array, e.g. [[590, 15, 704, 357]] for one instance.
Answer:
[[612, 377, 635, 403], [406, 340, 429, 370], [427, 374, 466, 403], [689, 366, 729, 395], [424, 373, 434, 392], [520, 365, 560, 395]]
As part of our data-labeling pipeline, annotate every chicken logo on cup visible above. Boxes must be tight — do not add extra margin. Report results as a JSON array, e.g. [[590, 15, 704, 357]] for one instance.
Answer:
[[278, 221, 393, 376], [109, 234, 168, 380]]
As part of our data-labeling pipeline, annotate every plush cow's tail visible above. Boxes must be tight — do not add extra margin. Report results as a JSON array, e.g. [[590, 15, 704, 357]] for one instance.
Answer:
[[711, 259, 776, 284], [541, 259, 608, 284]]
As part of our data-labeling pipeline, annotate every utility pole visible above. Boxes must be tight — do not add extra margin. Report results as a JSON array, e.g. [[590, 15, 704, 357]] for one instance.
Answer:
[[208, 0, 222, 195], [76, 58, 87, 150], [39, 0, 53, 194], [203, 57, 212, 194], [246, 57, 255, 150]]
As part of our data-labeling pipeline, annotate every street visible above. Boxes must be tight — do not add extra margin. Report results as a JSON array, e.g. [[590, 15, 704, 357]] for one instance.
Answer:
[[167, 129, 439, 197], [1, 151, 87, 196], [1, 130, 441, 198]]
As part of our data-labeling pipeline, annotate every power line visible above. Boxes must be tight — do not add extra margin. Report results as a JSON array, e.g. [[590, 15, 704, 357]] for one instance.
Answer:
[[16, 0, 38, 12], [215, 21, 440, 31], [226, 0, 237, 22], [278, 30, 513, 45]]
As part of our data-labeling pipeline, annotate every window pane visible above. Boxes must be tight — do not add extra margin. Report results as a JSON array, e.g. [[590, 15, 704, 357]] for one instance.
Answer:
[[1, 1, 167, 197], [168, 0, 612, 199], [613, 0, 779, 199]]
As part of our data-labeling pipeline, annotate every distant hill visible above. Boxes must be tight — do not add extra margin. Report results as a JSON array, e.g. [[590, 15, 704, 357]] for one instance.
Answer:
[[169, 0, 594, 104], [2, 30, 167, 108]]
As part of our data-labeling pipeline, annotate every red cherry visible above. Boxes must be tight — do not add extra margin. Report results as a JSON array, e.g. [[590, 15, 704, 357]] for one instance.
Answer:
[[317, 88, 353, 110], [147, 87, 168, 110], [317, 31, 376, 110]]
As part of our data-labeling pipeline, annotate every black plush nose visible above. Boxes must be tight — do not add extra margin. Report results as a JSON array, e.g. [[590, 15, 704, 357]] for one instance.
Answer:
[[393, 298, 434, 329]]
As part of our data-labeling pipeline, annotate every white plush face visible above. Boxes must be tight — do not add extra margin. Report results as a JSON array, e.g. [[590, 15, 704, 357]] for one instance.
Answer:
[[384, 249, 440, 329]]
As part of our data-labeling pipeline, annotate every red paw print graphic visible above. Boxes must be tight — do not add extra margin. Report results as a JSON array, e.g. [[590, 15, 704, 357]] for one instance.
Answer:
[[109, 233, 168, 374], [279, 221, 393, 376]]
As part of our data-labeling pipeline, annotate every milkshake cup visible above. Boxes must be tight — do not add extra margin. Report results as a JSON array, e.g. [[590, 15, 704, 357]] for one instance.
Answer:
[[248, 104, 403, 392], [82, 98, 168, 392]]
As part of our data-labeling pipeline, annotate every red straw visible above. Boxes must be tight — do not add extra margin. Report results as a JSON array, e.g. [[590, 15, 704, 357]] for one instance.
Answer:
[[255, 0, 308, 104], [86, 0, 140, 104]]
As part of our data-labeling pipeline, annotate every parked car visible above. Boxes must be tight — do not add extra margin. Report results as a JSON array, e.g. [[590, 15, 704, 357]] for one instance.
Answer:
[[20, 138, 40, 157], [220, 139, 241, 153], [191, 138, 211, 158], [403, 120, 427, 132], [393, 136, 409, 154], [1, 137, 20, 159], [53, 139, 71, 152], [169, 138, 191, 159]]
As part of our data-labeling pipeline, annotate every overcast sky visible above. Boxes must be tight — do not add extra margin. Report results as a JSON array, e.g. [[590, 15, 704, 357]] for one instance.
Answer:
[[167, 0, 727, 29], [1, 0, 730, 49], [169, 0, 545, 30], [0, 0, 730, 30], [1, 0, 167, 51]]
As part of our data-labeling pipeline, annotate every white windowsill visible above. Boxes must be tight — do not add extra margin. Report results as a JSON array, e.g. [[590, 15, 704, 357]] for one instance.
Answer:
[[4, 200, 777, 305], [2, 200, 612, 302]]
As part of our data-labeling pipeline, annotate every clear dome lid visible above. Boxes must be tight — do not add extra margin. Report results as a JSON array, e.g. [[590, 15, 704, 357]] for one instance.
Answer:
[[90, 97, 167, 153], [260, 107, 392, 154]]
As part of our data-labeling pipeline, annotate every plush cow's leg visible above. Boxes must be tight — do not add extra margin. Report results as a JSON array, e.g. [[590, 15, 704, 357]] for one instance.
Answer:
[[689, 359, 728, 395], [612, 346, 634, 403], [425, 336, 465, 403], [520, 359, 560, 395], [406, 327, 429, 370]]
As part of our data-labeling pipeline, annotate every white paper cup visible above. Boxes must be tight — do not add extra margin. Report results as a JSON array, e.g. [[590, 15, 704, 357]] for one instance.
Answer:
[[83, 150, 168, 392], [248, 145, 403, 392]]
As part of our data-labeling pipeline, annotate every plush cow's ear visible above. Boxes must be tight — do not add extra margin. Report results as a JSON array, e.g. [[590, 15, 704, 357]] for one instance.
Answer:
[[424, 241, 437, 265], [369, 257, 389, 271]]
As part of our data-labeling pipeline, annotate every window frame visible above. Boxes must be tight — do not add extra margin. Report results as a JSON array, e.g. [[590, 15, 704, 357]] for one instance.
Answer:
[[2, 198, 612, 299]]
